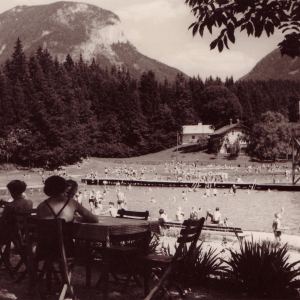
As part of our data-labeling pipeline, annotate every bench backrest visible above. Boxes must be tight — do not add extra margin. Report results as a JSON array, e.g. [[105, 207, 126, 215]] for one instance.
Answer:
[[160, 220, 243, 234], [173, 217, 205, 261], [117, 209, 149, 220]]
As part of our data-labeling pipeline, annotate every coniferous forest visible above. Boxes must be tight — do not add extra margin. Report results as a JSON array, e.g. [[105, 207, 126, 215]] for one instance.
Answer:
[[1, 39, 300, 168]]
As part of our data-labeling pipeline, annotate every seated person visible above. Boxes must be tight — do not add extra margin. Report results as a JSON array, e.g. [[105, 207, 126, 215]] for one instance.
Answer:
[[36, 176, 99, 258], [100, 202, 118, 217], [0, 180, 33, 240], [159, 209, 168, 222], [5, 180, 33, 210], [37, 176, 98, 223], [206, 207, 222, 224], [158, 209, 169, 232], [190, 206, 198, 220]]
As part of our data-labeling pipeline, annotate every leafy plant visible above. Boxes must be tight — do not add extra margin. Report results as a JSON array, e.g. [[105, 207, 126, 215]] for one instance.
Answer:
[[224, 238, 300, 298], [176, 241, 226, 285], [191, 242, 227, 283]]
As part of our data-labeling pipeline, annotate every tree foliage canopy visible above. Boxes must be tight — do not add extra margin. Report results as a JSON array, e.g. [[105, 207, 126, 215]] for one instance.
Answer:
[[250, 111, 292, 160], [185, 0, 300, 58], [1, 39, 300, 167]]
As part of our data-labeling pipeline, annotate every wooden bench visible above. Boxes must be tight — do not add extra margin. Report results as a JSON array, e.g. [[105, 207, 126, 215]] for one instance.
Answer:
[[159, 219, 245, 240]]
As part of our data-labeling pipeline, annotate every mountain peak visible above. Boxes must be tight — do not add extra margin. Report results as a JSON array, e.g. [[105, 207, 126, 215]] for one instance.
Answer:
[[0, 1, 185, 82], [240, 49, 300, 81]]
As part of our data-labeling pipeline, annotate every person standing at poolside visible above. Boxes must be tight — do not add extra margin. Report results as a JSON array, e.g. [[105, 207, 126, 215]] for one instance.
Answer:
[[272, 207, 287, 242]]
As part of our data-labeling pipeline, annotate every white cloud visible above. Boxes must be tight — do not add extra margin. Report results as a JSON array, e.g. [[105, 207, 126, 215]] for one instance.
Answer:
[[115, 0, 188, 23]]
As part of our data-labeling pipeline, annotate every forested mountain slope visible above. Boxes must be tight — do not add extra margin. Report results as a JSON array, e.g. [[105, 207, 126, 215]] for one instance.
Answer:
[[1, 39, 300, 168], [240, 49, 300, 81], [0, 1, 186, 82]]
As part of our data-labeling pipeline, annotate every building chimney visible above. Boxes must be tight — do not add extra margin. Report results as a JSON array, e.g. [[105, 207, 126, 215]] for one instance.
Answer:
[[230, 119, 232, 125]]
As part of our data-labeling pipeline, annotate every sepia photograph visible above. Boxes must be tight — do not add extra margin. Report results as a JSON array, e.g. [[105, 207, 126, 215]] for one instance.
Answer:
[[1, 1, 300, 299]]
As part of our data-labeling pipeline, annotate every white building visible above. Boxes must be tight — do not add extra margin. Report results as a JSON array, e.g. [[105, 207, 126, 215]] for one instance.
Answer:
[[181, 123, 215, 144], [209, 119, 250, 154]]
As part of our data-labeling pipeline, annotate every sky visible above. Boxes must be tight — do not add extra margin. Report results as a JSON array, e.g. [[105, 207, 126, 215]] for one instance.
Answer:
[[0, 0, 286, 80]]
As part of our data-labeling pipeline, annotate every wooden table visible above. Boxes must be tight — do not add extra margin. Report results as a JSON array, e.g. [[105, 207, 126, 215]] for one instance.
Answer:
[[72, 216, 160, 300]]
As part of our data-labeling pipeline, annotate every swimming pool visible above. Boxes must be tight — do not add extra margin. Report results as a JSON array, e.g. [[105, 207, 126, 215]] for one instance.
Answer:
[[1, 184, 299, 235]]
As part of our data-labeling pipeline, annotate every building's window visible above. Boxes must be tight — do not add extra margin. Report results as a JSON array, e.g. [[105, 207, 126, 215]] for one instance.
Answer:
[[232, 130, 234, 135]]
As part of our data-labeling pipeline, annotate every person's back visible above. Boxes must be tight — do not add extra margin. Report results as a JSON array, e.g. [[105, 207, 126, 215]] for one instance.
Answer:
[[159, 209, 168, 222], [5, 180, 33, 211], [190, 207, 198, 220], [213, 210, 221, 223], [36, 176, 98, 259], [37, 177, 98, 223]]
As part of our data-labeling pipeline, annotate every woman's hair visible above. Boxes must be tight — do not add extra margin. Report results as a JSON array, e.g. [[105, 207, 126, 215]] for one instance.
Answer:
[[7, 180, 27, 195], [44, 176, 67, 197], [65, 179, 78, 198], [159, 209, 164, 214]]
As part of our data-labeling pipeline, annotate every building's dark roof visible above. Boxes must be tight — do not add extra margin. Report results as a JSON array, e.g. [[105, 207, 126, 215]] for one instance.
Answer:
[[209, 123, 250, 136]]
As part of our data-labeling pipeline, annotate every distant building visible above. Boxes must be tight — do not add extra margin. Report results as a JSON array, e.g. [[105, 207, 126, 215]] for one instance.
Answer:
[[209, 119, 250, 154], [182, 123, 215, 144]]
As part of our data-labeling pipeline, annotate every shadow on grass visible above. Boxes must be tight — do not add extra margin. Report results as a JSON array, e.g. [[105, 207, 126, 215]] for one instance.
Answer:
[[173, 144, 207, 154]]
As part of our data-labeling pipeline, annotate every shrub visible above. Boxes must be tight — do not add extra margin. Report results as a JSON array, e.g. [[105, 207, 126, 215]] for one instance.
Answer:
[[171, 241, 226, 286], [179, 241, 226, 285], [224, 238, 300, 298]]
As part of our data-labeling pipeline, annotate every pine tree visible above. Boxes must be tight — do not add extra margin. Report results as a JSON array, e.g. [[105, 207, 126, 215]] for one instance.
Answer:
[[172, 73, 197, 127], [138, 71, 160, 118]]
